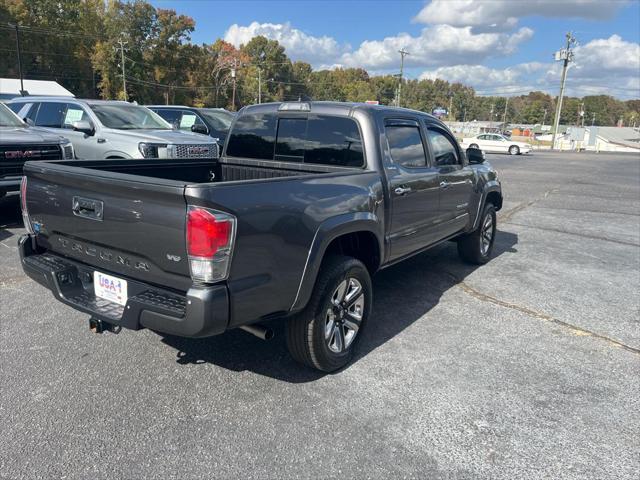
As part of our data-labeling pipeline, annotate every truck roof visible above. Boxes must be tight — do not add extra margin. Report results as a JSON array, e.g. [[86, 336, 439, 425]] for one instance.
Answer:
[[240, 101, 443, 123], [7, 97, 137, 107]]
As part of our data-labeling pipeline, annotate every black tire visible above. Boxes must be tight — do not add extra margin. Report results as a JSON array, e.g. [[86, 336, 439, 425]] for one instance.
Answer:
[[469, 143, 479, 149], [457, 204, 497, 265], [509, 145, 520, 155], [286, 255, 372, 372]]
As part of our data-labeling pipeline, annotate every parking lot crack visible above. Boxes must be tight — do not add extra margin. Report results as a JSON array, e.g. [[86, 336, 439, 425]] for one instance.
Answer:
[[439, 271, 640, 355], [500, 188, 559, 222]]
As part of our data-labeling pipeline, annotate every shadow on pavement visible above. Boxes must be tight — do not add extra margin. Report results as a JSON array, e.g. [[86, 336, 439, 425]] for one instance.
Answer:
[[160, 230, 519, 382]]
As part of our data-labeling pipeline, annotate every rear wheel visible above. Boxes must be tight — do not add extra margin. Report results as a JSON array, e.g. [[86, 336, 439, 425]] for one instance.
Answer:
[[286, 255, 372, 372], [457, 204, 496, 264], [509, 145, 520, 155]]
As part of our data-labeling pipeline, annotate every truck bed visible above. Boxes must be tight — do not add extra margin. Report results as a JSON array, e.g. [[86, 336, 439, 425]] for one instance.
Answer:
[[31, 157, 355, 185]]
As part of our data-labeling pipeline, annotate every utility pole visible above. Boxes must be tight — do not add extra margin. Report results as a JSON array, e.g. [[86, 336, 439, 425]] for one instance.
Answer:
[[257, 67, 262, 104], [591, 113, 595, 126], [577, 101, 585, 127], [489, 104, 494, 130], [231, 59, 237, 111], [397, 48, 410, 107], [542, 108, 548, 127], [502, 96, 509, 129], [13, 24, 25, 95], [116, 38, 128, 102], [448, 94, 454, 121], [551, 32, 576, 149]]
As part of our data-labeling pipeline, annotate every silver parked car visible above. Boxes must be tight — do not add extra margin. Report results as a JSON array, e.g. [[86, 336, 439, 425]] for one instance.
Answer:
[[7, 98, 218, 160]]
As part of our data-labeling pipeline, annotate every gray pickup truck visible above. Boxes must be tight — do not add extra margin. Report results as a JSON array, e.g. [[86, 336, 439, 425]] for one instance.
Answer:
[[0, 102, 73, 199], [19, 102, 502, 372]]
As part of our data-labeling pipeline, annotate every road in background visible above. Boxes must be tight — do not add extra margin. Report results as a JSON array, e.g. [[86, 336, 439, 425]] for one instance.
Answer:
[[0, 151, 638, 479]]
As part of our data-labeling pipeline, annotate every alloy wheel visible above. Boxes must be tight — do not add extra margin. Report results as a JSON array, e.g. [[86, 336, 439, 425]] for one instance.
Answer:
[[480, 212, 494, 255], [324, 277, 364, 353]]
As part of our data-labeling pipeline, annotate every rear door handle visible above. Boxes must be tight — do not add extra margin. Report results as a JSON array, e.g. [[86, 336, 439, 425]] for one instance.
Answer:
[[394, 186, 412, 195], [439, 181, 450, 189]]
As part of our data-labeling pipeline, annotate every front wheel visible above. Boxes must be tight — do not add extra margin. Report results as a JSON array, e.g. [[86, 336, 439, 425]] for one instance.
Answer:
[[457, 204, 496, 264], [509, 145, 520, 155], [469, 143, 479, 149], [286, 255, 372, 372]]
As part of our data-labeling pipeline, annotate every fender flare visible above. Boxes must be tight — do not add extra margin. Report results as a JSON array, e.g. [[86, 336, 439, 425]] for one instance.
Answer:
[[472, 182, 502, 230], [290, 212, 383, 312]]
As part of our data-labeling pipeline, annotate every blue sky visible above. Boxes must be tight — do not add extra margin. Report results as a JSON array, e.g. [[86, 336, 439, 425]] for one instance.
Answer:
[[150, 0, 640, 98]]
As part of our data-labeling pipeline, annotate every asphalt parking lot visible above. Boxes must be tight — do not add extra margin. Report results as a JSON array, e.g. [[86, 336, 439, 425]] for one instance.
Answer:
[[1, 151, 638, 479]]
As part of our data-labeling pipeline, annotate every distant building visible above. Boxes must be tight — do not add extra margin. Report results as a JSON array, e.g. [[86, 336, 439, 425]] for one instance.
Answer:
[[445, 120, 502, 136], [552, 126, 640, 152], [588, 127, 640, 152], [0, 78, 75, 100]]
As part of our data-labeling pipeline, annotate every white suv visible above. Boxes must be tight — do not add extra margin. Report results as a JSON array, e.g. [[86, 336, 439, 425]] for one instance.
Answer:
[[7, 98, 218, 160]]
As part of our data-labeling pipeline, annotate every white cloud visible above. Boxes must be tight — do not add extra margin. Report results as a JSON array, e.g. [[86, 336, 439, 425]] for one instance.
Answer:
[[224, 21, 348, 65], [341, 25, 533, 69], [415, 0, 628, 31], [224, 21, 532, 70], [419, 36, 640, 99]]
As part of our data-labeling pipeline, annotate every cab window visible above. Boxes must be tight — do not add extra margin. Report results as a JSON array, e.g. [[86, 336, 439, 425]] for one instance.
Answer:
[[385, 124, 427, 168], [179, 111, 207, 132], [154, 109, 182, 127], [34, 102, 66, 128], [62, 104, 91, 128], [427, 128, 460, 167]]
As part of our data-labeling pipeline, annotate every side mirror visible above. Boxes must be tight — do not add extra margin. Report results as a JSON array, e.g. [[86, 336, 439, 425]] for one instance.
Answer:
[[466, 147, 485, 164], [191, 123, 209, 135], [72, 120, 94, 136], [24, 117, 34, 126]]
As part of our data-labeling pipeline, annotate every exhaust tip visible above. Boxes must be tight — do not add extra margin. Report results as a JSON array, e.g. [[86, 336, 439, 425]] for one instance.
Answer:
[[240, 324, 274, 341]]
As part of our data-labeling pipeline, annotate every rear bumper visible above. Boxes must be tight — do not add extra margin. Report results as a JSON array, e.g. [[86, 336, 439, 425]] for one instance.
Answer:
[[19, 235, 229, 338]]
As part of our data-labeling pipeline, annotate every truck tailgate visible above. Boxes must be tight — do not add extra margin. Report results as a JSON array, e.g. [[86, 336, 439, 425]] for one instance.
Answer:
[[24, 163, 192, 292]]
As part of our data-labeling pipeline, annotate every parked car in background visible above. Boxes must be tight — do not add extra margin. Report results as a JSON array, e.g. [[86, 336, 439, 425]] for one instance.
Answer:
[[7, 98, 218, 160], [460, 133, 531, 155], [148, 106, 235, 145], [0, 102, 73, 199], [18, 101, 502, 372]]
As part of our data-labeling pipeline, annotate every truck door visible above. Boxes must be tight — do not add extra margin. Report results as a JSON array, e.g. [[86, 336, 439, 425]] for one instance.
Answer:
[[424, 124, 474, 238], [384, 119, 442, 261]]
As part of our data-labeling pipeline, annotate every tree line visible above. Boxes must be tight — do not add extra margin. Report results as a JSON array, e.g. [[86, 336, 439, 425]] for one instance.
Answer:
[[1, 0, 638, 127]]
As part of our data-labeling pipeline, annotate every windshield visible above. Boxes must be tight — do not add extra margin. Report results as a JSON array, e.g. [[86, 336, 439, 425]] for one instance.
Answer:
[[200, 109, 234, 131], [89, 104, 171, 130], [0, 103, 26, 127]]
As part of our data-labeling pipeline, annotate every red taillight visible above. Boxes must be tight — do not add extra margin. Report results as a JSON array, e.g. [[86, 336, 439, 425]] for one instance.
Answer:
[[187, 208, 232, 257], [20, 176, 34, 234], [186, 206, 236, 283]]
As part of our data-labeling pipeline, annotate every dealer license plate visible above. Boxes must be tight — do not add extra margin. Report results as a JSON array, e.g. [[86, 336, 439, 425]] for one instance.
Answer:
[[94, 271, 128, 306]]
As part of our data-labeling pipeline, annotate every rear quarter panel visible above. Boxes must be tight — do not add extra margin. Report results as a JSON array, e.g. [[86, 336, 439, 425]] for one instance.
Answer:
[[185, 171, 384, 327]]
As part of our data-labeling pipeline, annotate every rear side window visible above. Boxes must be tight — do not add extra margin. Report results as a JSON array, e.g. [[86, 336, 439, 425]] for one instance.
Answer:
[[305, 116, 364, 167], [34, 102, 66, 128], [154, 109, 182, 127], [227, 112, 364, 167], [226, 113, 277, 160], [6, 103, 24, 115], [385, 125, 427, 168]]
